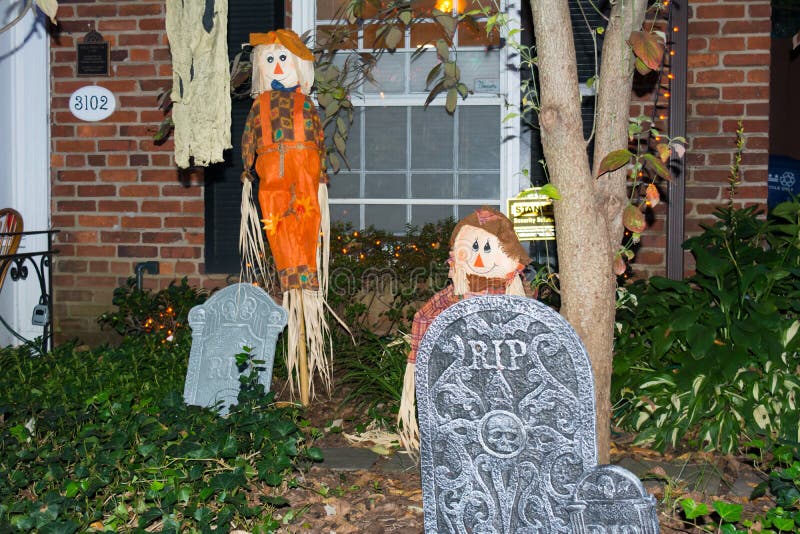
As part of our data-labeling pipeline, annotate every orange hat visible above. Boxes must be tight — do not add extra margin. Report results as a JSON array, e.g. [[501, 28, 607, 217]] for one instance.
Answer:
[[249, 29, 314, 61]]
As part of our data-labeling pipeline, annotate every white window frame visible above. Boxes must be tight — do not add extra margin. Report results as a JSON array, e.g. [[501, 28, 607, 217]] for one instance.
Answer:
[[293, 1, 522, 228]]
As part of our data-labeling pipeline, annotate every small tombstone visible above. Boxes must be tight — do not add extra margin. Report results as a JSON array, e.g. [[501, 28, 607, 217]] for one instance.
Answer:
[[183, 283, 287, 415], [416, 295, 598, 533], [567, 465, 659, 534]]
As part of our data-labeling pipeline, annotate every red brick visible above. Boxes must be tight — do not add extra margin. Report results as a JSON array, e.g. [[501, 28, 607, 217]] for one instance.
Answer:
[[708, 153, 731, 166], [59, 19, 95, 33], [59, 230, 99, 243], [164, 216, 204, 228], [695, 102, 745, 117], [106, 155, 129, 167], [121, 216, 162, 229], [686, 186, 723, 200], [688, 87, 720, 99], [691, 168, 733, 182], [747, 69, 769, 84], [110, 50, 128, 62], [151, 154, 173, 166], [695, 70, 744, 84], [747, 36, 770, 50], [722, 119, 768, 134], [721, 85, 769, 100], [98, 80, 139, 93], [87, 155, 106, 166], [142, 232, 183, 244], [687, 53, 719, 68], [114, 64, 158, 78], [696, 4, 745, 19], [77, 214, 119, 228], [139, 18, 165, 30], [722, 20, 771, 34], [119, 95, 159, 108], [130, 155, 149, 166], [57, 200, 97, 212], [100, 231, 141, 244], [52, 125, 75, 138], [708, 37, 746, 52], [119, 4, 163, 16], [98, 18, 137, 31], [57, 170, 96, 182], [77, 245, 116, 257], [118, 245, 159, 257], [100, 170, 138, 182], [722, 53, 770, 67], [140, 110, 166, 122], [110, 261, 133, 275], [162, 246, 201, 259], [98, 140, 137, 152], [142, 200, 182, 212], [74, 275, 118, 288], [76, 4, 118, 17], [687, 118, 719, 133], [182, 200, 204, 213], [57, 260, 89, 273], [744, 135, 769, 150], [740, 152, 769, 165], [119, 125, 152, 137], [689, 21, 720, 35], [53, 50, 77, 63], [153, 48, 171, 61], [89, 261, 110, 273], [175, 262, 197, 274], [185, 233, 205, 245], [748, 4, 771, 18], [118, 34, 161, 47], [56, 139, 96, 153], [65, 155, 86, 167], [77, 124, 117, 137], [130, 49, 152, 62], [119, 185, 160, 197], [98, 200, 138, 212], [77, 185, 117, 197]]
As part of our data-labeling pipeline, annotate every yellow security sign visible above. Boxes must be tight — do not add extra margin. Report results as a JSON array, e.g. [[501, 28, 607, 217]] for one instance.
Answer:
[[507, 188, 556, 242]]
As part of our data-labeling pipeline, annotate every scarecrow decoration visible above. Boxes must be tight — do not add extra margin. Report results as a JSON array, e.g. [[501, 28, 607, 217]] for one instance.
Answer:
[[398, 207, 532, 452], [239, 29, 332, 406]]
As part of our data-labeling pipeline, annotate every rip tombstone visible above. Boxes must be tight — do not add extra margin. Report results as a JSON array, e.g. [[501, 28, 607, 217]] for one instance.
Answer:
[[416, 295, 658, 533], [183, 283, 287, 415]]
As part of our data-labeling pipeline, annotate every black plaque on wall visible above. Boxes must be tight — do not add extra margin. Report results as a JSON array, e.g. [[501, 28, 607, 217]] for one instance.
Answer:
[[77, 30, 110, 76]]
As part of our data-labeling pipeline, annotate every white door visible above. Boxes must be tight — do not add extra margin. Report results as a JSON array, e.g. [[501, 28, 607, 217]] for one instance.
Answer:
[[0, 5, 51, 348]]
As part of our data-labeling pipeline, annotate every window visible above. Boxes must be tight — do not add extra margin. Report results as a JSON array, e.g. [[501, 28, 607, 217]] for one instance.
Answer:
[[204, 0, 284, 274], [301, 0, 523, 233]]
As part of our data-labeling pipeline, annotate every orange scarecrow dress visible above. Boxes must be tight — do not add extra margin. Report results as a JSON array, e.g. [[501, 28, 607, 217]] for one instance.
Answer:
[[241, 87, 327, 291]]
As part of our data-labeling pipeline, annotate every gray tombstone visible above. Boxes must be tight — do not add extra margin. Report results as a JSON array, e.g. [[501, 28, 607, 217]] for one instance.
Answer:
[[416, 295, 598, 533], [567, 465, 659, 534], [183, 283, 287, 415]]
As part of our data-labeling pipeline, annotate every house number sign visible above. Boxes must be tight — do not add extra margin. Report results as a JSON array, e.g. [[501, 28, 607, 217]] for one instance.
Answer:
[[68, 86, 116, 122]]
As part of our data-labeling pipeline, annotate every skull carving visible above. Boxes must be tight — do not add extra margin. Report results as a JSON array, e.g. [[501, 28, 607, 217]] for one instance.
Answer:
[[481, 411, 526, 457]]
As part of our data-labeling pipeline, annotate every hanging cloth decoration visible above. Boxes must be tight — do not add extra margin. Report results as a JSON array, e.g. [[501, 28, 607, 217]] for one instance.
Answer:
[[240, 29, 332, 404], [166, 0, 232, 168], [397, 207, 532, 453]]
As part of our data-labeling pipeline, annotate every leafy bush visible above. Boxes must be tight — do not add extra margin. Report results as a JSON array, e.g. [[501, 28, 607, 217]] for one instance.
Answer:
[[613, 200, 800, 453], [98, 276, 208, 342], [0, 330, 316, 532]]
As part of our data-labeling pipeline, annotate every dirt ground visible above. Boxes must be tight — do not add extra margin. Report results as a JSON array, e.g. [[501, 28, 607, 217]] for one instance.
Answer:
[[259, 382, 776, 533]]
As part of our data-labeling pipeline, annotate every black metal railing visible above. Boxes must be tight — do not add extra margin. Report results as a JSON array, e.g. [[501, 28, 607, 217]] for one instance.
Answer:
[[0, 229, 59, 354]]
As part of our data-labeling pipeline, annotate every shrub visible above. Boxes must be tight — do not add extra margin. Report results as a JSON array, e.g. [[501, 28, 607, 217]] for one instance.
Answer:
[[612, 200, 800, 453]]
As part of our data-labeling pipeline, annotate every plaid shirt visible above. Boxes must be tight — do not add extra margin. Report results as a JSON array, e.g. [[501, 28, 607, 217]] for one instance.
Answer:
[[408, 284, 509, 364]]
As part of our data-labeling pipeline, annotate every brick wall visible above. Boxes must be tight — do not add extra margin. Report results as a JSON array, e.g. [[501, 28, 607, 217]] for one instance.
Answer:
[[50, 0, 226, 345], [48, 0, 772, 342], [634, 0, 771, 278]]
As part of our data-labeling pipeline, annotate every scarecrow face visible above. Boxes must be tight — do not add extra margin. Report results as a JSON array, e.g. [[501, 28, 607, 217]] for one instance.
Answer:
[[254, 44, 301, 89], [452, 225, 519, 279]]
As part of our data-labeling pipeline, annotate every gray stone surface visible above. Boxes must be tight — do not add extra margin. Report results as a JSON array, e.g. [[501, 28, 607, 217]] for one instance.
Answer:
[[568, 464, 659, 534], [319, 447, 380, 471], [416, 295, 598, 533], [183, 283, 287, 415]]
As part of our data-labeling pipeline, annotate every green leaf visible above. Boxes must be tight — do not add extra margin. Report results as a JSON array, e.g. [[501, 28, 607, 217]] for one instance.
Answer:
[[540, 183, 561, 200], [398, 10, 412, 25], [38, 521, 80, 534], [435, 14, 457, 38], [597, 149, 633, 177], [713, 500, 743, 523], [384, 26, 403, 49], [435, 39, 450, 61], [628, 31, 664, 71], [425, 63, 442, 88], [306, 447, 324, 461], [643, 153, 672, 180], [680, 498, 709, 520], [445, 88, 458, 114]]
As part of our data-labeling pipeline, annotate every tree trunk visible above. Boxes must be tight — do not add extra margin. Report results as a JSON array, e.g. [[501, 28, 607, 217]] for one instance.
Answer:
[[593, 0, 648, 248], [528, 0, 624, 464]]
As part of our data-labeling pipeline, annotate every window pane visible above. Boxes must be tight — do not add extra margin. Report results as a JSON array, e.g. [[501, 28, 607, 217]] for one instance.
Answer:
[[362, 52, 406, 94], [331, 203, 360, 228], [458, 51, 501, 93], [409, 51, 440, 93], [365, 108, 407, 170], [325, 108, 361, 170], [329, 173, 360, 198], [410, 22, 447, 48], [364, 173, 407, 199], [458, 173, 500, 199], [365, 204, 406, 233], [316, 0, 345, 20], [412, 204, 454, 226], [459, 106, 500, 170], [412, 173, 453, 198], [458, 21, 501, 47], [411, 106, 453, 169]]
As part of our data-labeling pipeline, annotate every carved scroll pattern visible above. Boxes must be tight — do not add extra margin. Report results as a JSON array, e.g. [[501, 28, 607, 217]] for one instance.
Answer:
[[417, 296, 597, 534]]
